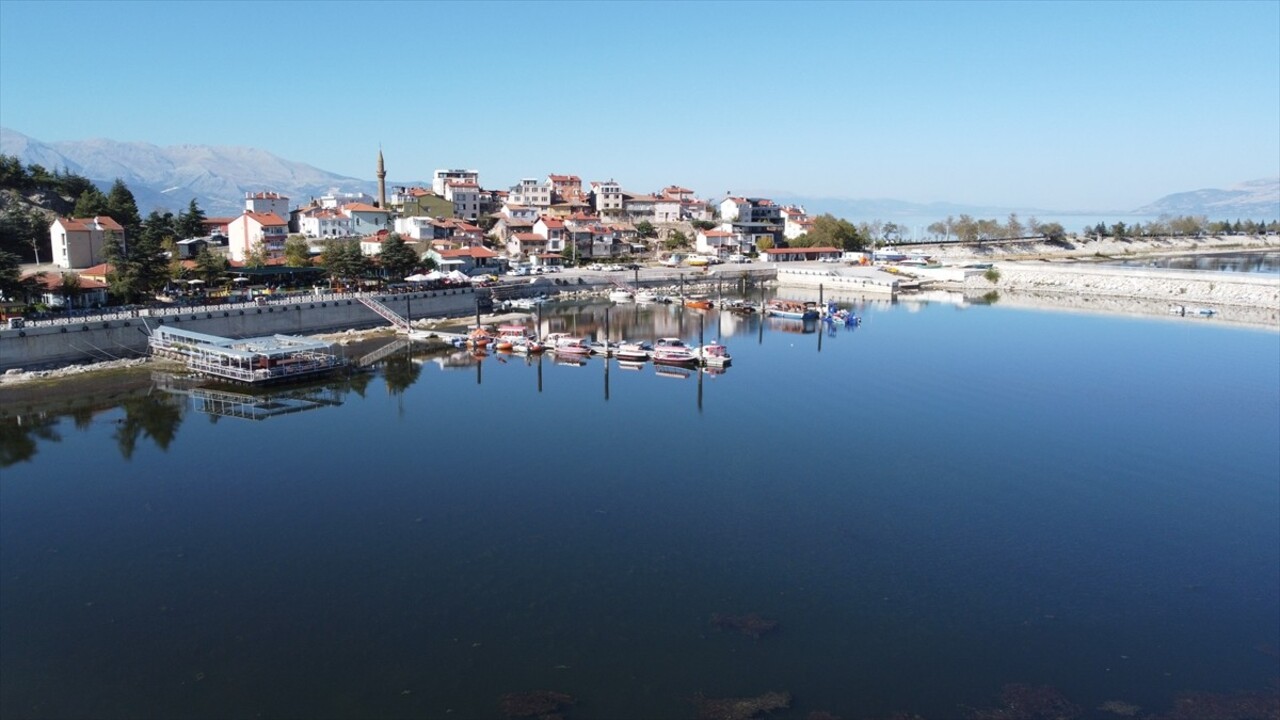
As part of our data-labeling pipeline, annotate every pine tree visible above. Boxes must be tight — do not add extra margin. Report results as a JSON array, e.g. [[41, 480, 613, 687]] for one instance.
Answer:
[[175, 198, 207, 239], [377, 233, 418, 280], [73, 187, 111, 218], [106, 178, 142, 238]]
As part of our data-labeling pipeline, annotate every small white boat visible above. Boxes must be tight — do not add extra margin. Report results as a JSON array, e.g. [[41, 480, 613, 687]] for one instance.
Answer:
[[608, 289, 634, 302], [652, 337, 699, 366], [615, 341, 651, 362], [699, 342, 731, 368], [553, 337, 593, 357]]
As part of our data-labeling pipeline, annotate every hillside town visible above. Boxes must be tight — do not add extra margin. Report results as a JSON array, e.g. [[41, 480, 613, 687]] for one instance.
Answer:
[[23, 150, 839, 311]]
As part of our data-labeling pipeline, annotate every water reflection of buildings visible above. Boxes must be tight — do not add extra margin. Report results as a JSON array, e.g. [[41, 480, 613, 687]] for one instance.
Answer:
[[162, 383, 343, 421]]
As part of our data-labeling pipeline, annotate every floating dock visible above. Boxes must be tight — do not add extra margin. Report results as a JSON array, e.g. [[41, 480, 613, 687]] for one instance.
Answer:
[[148, 325, 345, 384]]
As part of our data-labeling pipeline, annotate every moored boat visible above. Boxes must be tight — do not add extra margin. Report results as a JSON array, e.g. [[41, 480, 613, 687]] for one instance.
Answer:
[[553, 337, 593, 357], [614, 341, 651, 362], [766, 298, 819, 320], [684, 296, 714, 310], [652, 337, 699, 366], [699, 341, 731, 368], [608, 289, 634, 302]]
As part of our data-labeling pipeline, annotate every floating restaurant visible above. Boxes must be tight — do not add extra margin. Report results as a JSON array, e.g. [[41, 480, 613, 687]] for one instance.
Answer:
[[147, 325, 345, 384]]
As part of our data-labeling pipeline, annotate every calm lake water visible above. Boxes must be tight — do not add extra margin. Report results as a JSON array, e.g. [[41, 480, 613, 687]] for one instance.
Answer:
[[2, 296, 1278, 719], [1088, 249, 1280, 274]]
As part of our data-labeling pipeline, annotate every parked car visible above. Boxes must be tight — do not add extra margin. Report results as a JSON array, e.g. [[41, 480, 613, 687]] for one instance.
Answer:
[[543, 265, 562, 273]]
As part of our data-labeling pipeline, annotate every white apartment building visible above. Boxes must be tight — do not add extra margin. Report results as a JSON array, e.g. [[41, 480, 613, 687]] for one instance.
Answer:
[[444, 180, 481, 220], [590, 180, 623, 215], [227, 211, 289, 263], [433, 169, 479, 196], [246, 191, 290, 219], [508, 178, 553, 208], [48, 216, 124, 269]]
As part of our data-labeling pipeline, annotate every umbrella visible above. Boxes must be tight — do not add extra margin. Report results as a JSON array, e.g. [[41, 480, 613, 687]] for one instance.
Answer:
[[421, 270, 444, 281], [232, 277, 249, 283], [186, 279, 205, 285], [404, 273, 428, 282], [446, 270, 471, 283]]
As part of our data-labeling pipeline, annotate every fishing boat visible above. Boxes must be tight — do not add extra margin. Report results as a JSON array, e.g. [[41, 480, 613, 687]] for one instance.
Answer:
[[652, 337, 699, 366], [553, 337, 593, 357], [723, 299, 757, 314], [684, 296, 714, 310], [766, 298, 819, 320], [699, 341, 732, 368], [589, 340, 615, 357]]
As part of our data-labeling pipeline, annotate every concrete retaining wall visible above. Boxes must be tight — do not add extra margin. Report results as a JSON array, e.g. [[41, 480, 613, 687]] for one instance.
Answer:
[[0, 289, 483, 370]]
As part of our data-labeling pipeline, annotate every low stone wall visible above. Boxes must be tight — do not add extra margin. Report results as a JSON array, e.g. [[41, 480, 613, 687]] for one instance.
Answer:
[[0, 288, 484, 370]]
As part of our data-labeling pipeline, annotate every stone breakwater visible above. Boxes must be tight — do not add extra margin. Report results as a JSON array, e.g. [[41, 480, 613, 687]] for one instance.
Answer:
[[965, 262, 1280, 327]]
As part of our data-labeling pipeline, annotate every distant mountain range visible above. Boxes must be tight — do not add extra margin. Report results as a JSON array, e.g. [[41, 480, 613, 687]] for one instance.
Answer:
[[0, 128, 392, 216], [3, 127, 1276, 221], [1133, 177, 1279, 219]]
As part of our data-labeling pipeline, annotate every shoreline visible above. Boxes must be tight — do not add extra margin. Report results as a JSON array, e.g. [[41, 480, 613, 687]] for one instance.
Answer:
[[2, 241, 1276, 385]]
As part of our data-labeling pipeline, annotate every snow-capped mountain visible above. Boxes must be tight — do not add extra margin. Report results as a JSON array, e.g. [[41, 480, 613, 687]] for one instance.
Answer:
[[0, 127, 382, 216]]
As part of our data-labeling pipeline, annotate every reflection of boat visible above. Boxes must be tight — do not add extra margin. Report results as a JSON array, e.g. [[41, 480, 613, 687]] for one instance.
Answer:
[[554, 354, 589, 367], [635, 291, 662, 303], [652, 337, 699, 366], [589, 340, 615, 357], [608, 289, 634, 302], [655, 365, 695, 379], [553, 337, 593, 357], [684, 296, 713, 310], [766, 298, 819, 319], [615, 341, 651, 362], [508, 295, 548, 310], [617, 360, 646, 371], [699, 342, 731, 368]]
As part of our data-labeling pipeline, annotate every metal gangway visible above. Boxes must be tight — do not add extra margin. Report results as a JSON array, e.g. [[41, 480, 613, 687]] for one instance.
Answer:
[[358, 297, 411, 332]]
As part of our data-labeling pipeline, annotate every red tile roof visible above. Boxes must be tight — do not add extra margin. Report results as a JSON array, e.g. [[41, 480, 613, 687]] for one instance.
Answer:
[[54, 216, 124, 232], [512, 232, 546, 242], [764, 246, 841, 254], [237, 211, 288, 226], [342, 203, 388, 214]]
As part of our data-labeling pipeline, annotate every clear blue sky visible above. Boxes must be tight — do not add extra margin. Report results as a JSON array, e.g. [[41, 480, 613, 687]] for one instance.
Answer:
[[1, 0, 1277, 211]]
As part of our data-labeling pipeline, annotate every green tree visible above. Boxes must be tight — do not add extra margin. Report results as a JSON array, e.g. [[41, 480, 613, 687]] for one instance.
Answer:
[[194, 246, 227, 284], [284, 235, 312, 268], [377, 232, 418, 280], [244, 240, 268, 268], [1039, 222, 1066, 243], [635, 220, 657, 238], [755, 236, 775, 252], [105, 178, 142, 237], [0, 206, 46, 262], [799, 214, 865, 251], [320, 238, 369, 288], [58, 272, 83, 309], [73, 186, 111, 217], [1006, 213, 1024, 238], [0, 249, 22, 301], [175, 198, 207, 239], [663, 230, 689, 251]]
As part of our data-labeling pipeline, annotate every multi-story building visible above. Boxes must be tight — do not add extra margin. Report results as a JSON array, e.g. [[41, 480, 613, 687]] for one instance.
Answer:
[[296, 208, 353, 238], [719, 197, 783, 245], [246, 191, 290, 218], [341, 203, 392, 236], [444, 180, 481, 220], [548, 174, 583, 202], [432, 169, 479, 196], [589, 180, 624, 216], [319, 191, 375, 210], [508, 178, 553, 208], [781, 205, 813, 240], [48, 216, 124, 269], [227, 211, 289, 263]]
